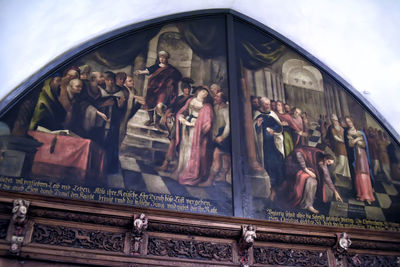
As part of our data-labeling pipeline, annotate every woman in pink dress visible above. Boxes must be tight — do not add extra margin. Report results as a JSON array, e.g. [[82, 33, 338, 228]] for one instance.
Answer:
[[175, 87, 214, 185], [345, 117, 375, 204]]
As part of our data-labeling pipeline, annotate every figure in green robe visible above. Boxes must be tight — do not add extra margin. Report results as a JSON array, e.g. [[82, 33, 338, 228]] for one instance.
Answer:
[[29, 78, 66, 131]]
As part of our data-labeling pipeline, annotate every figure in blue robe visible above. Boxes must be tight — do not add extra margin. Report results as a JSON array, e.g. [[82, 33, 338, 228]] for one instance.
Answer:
[[255, 112, 285, 188]]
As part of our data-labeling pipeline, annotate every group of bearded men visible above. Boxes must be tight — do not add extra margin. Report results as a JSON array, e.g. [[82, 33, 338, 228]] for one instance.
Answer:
[[29, 64, 144, 173]]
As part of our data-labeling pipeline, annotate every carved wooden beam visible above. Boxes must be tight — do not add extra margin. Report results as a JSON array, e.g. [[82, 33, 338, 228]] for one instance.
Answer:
[[0, 195, 399, 266]]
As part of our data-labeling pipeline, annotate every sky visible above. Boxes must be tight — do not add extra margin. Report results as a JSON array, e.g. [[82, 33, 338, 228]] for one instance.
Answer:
[[1, 0, 399, 135]]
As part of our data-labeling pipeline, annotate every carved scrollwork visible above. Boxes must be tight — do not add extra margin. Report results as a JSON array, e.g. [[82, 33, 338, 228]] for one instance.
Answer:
[[347, 253, 399, 267], [32, 224, 125, 252], [257, 232, 336, 246], [30, 208, 130, 227], [254, 247, 328, 266], [147, 221, 238, 239], [350, 239, 400, 252], [148, 236, 233, 262]]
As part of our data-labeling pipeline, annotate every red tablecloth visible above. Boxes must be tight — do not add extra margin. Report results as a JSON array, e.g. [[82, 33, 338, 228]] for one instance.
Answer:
[[28, 130, 105, 184]]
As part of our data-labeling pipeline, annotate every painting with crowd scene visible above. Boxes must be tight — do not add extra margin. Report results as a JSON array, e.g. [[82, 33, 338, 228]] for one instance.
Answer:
[[233, 19, 400, 230], [0, 16, 233, 216]]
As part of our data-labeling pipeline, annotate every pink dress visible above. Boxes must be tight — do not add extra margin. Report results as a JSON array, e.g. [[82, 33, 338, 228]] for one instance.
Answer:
[[175, 98, 214, 185], [349, 130, 375, 202]]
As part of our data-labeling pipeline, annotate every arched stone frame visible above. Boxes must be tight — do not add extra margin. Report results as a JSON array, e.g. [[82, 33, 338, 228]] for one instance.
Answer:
[[281, 58, 326, 120], [282, 58, 324, 92]]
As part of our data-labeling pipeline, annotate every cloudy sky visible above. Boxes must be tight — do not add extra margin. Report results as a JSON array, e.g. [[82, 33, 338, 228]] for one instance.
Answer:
[[1, 0, 399, 135]]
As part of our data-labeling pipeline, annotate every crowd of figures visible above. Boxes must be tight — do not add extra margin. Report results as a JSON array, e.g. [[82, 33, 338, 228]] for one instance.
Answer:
[[24, 48, 400, 214], [250, 95, 400, 214], [29, 64, 144, 174], [319, 115, 400, 182], [28, 51, 231, 187]]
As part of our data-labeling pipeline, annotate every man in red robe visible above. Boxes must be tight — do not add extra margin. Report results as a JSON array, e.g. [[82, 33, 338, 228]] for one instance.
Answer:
[[282, 146, 343, 214], [135, 51, 182, 127]]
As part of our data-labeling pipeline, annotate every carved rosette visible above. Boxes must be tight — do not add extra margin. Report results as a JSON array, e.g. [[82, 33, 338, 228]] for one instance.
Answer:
[[148, 236, 233, 262], [32, 224, 125, 252], [254, 247, 328, 266], [347, 253, 400, 267]]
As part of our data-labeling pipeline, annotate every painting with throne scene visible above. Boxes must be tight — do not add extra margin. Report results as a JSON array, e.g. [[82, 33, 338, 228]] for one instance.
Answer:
[[0, 15, 233, 216]]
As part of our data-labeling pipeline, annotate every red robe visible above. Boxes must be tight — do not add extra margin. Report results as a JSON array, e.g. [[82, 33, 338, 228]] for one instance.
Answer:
[[175, 98, 214, 185], [283, 147, 330, 208], [144, 64, 182, 110], [276, 112, 303, 146]]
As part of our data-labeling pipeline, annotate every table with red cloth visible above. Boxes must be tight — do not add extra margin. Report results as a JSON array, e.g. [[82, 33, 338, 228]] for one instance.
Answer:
[[28, 130, 105, 185]]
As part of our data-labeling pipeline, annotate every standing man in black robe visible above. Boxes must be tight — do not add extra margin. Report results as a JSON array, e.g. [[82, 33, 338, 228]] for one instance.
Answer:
[[255, 97, 285, 199]]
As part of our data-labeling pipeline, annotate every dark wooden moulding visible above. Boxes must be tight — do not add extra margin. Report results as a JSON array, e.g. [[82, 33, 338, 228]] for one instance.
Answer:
[[0, 191, 399, 266], [1, 9, 400, 266]]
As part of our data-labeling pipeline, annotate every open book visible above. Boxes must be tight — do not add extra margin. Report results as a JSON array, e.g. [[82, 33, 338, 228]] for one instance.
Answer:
[[36, 126, 80, 138]]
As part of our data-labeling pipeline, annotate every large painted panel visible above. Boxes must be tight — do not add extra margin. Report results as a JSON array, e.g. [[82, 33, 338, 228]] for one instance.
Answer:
[[0, 16, 233, 216], [234, 19, 400, 231]]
